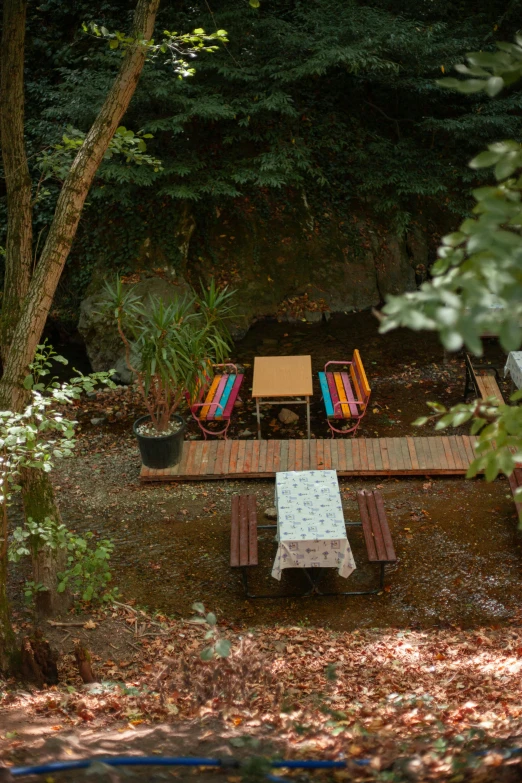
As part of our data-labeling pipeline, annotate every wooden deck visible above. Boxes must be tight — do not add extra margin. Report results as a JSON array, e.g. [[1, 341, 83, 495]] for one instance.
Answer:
[[140, 436, 479, 482]]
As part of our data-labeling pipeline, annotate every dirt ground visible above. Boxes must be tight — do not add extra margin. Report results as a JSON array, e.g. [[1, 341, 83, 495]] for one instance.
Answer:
[[2, 312, 521, 780]]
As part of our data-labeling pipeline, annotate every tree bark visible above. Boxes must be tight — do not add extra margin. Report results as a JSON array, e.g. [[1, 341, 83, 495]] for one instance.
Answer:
[[0, 0, 161, 411], [0, 0, 160, 671], [0, 0, 33, 360], [21, 468, 70, 617], [0, 524, 17, 673]]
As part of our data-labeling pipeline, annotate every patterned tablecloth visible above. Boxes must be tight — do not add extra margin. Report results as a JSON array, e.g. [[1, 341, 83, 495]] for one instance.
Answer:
[[271, 470, 356, 581], [504, 352, 522, 390]]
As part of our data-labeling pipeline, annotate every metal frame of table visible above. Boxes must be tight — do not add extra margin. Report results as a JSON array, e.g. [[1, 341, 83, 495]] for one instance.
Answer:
[[238, 469, 384, 599], [252, 355, 313, 440], [240, 521, 385, 599]]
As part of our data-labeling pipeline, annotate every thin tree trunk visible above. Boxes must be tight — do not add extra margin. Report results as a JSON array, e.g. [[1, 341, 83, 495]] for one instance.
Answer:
[[21, 469, 69, 617], [0, 0, 32, 360], [0, 0, 160, 411]]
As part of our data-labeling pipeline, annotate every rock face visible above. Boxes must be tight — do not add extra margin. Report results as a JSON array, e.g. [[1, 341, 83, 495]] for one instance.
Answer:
[[78, 194, 424, 371], [188, 194, 420, 336], [78, 274, 192, 382]]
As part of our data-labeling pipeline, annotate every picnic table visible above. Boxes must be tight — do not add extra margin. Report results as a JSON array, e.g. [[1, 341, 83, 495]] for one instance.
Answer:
[[271, 470, 356, 592], [252, 355, 313, 439], [230, 474, 396, 597], [504, 352, 522, 390]]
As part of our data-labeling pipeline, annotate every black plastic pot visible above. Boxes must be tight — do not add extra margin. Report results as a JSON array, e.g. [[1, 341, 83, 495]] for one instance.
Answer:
[[133, 414, 187, 469]]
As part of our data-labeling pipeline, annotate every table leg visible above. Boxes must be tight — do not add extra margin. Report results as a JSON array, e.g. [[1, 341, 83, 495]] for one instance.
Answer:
[[303, 568, 327, 596], [306, 396, 311, 440], [256, 398, 262, 440]]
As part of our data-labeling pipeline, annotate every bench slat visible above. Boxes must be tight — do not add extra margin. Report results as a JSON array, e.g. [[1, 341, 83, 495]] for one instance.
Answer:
[[318, 372, 334, 417], [214, 374, 235, 419], [206, 374, 229, 420], [230, 495, 240, 567], [334, 373, 351, 418], [349, 364, 363, 409], [239, 495, 249, 566], [213, 374, 234, 419], [248, 495, 258, 566], [366, 491, 388, 561], [327, 372, 343, 418], [353, 349, 371, 400], [221, 374, 244, 419], [479, 374, 502, 401], [200, 375, 221, 419], [374, 491, 396, 561], [357, 490, 396, 563], [341, 372, 359, 417], [357, 490, 378, 560]]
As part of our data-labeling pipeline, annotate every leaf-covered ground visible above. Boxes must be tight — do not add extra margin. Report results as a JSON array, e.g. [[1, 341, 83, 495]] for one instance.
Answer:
[[2, 315, 520, 779], [2, 603, 522, 781]]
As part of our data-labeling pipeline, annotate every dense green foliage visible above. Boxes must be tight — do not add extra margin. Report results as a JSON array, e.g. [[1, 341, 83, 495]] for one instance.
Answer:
[[380, 36, 522, 508], [1, 0, 522, 314]]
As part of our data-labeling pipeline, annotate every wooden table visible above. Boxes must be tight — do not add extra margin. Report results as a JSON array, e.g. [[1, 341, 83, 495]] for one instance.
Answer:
[[252, 355, 313, 439]]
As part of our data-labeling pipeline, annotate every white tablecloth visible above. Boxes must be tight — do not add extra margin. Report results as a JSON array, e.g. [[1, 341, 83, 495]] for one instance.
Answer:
[[271, 470, 356, 581], [504, 352, 522, 389]]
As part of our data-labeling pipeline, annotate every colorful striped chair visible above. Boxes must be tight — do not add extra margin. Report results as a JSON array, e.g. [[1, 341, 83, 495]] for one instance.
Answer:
[[318, 350, 371, 437], [189, 363, 244, 439]]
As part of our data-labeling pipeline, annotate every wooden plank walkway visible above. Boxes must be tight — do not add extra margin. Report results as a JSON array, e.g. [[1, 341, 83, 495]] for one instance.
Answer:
[[140, 436, 480, 482]]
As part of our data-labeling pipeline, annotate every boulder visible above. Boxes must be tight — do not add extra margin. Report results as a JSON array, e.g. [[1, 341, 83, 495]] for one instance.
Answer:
[[279, 408, 299, 425], [78, 275, 192, 383]]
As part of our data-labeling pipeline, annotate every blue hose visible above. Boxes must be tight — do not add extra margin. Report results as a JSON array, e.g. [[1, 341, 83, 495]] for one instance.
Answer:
[[10, 757, 224, 777], [9, 748, 518, 778], [272, 759, 349, 768], [9, 756, 362, 777]]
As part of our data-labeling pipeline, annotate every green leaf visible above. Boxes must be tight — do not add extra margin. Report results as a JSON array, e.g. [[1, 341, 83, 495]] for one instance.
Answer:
[[109, 39, 119, 49], [215, 638, 231, 657], [192, 601, 205, 613], [205, 612, 217, 626], [485, 76, 504, 96], [249, 0, 260, 6], [469, 151, 501, 169], [200, 646, 214, 661], [23, 374, 34, 390]]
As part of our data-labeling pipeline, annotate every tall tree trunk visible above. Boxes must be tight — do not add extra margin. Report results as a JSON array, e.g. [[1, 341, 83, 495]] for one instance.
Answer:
[[0, 0, 160, 411], [0, 502, 17, 673], [0, 0, 32, 360], [21, 469, 69, 617], [0, 0, 33, 671], [0, 0, 160, 672]]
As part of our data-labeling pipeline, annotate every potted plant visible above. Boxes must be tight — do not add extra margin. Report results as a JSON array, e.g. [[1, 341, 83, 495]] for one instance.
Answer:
[[104, 278, 236, 469]]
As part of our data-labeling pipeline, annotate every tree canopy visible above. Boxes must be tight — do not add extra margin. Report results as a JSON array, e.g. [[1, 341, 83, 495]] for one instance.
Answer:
[[2, 0, 522, 317]]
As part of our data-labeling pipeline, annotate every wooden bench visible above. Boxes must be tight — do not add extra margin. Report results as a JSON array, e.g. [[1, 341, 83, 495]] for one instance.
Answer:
[[508, 468, 522, 518], [356, 489, 397, 591], [231, 495, 258, 595], [189, 363, 244, 439], [464, 354, 504, 403], [318, 351, 371, 436]]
